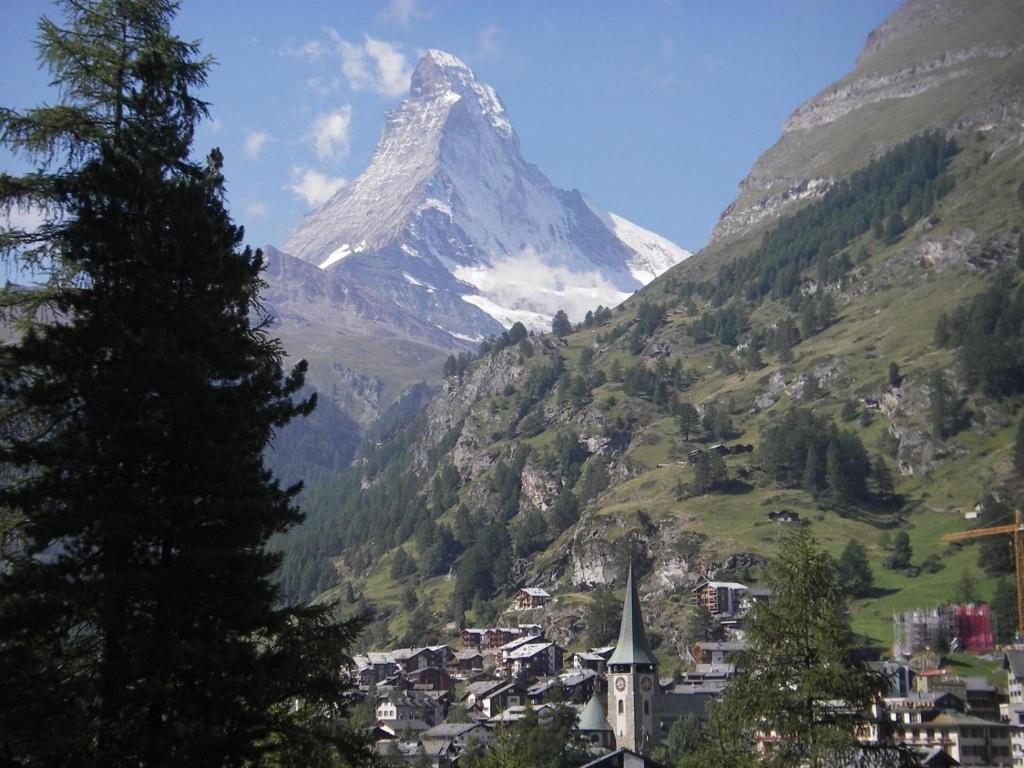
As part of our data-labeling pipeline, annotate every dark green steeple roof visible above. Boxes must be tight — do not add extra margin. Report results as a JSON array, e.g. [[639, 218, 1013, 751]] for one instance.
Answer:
[[578, 693, 612, 732], [607, 563, 658, 667]]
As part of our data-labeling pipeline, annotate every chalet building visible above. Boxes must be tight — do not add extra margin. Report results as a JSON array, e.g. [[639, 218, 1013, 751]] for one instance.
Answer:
[[691, 640, 746, 666], [608, 564, 659, 755], [503, 641, 563, 679], [767, 509, 799, 522], [691, 580, 747, 617], [513, 587, 551, 610], [460, 628, 486, 649], [894, 712, 1011, 766], [527, 670, 601, 704], [1003, 649, 1024, 767], [375, 689, 444, 727], [404, 665, 454, 693], [572, 647, 614, 674], [421, 722, 493, 750], [488, 703, 558, 725], [449, 650, 484, 675], [477, 681, 527, 718], [351, 651, 398, 685], [883, 692, 966, 725], [412, 739, 459, 768], [391, 646, 439, 675], [428, 645, 454, 668], [572, 651, 609, 674], [462, 680, 500, 709], [458, 625, 543, 651]]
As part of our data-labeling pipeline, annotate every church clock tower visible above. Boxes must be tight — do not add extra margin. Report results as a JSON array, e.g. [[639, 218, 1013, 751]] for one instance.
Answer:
[[607, 563, 659, 754]]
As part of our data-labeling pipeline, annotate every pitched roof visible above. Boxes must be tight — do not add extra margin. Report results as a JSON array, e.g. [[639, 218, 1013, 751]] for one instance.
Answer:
[[1005, 648, 1024, 678], [578, 693, 612, 732], [519, 587, 551, 597], [607, 563, 658, 667], [422, 722, 482, 739], [692, 580, 748, 592], [506, 642, 555, 660]]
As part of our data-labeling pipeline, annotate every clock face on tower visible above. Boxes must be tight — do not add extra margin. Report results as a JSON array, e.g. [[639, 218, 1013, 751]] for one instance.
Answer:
[[614, 676, 626, 692], [641, 676, 653, 692]]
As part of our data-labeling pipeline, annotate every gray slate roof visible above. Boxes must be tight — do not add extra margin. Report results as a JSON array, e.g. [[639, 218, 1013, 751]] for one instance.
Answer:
[[578, 693, 612, 732], [1006, 648, 1024, 679], [607, 564, 658, 667]]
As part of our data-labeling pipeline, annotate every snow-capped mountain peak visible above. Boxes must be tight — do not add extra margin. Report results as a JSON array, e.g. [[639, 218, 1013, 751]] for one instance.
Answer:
[[281, 50, 690, 338]]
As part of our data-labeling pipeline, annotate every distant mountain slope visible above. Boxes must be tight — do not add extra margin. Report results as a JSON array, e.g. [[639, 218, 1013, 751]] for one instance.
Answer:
[[708, 0, 1024, 248], [278, 0, 1024, 658], [281, 50, 690, 338]]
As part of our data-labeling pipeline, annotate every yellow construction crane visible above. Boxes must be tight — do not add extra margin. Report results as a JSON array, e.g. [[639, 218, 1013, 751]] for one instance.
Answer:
[[942, 509, 1024, 636]]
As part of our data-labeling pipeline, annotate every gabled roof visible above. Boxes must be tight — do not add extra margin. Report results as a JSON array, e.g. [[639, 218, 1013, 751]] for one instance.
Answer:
[[607, 564, 658, 667], [506, 642, 555, 660], [692, 580, 748, 592], [519, 587, 551, 597], [578, 693, 612, 732], [422, 722, 483, 739]]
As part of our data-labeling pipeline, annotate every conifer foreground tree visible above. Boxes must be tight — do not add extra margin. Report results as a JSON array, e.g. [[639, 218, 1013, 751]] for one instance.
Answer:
[[0, 2, 365, 766], [685, 529, 917, 768]]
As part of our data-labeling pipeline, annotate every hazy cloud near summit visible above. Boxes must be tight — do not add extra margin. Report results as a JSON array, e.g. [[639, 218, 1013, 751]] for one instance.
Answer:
[[287, 168, 346, 207], [310, 105, 353, 161], [331, 32, 412, 98]]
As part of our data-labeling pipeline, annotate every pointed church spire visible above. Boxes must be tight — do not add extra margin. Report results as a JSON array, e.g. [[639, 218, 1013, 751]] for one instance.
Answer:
[[607, 562, 658, 667]]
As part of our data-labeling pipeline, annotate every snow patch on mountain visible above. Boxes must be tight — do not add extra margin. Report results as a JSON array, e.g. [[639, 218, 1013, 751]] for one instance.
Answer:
[[459, 295, 554, 334], [454, 248, 631, 332], [583, 197, 692, 283]]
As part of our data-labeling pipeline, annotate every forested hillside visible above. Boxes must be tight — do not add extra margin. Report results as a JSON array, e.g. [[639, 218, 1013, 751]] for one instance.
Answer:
[[275, 0, 1024, 661]]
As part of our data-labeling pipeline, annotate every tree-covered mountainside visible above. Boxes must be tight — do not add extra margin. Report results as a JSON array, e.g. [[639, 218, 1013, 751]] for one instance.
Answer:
[[276, 0, 1024, 660]]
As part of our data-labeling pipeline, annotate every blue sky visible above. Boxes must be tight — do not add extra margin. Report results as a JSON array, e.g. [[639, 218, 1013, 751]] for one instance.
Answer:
[[1, 0, 901, 255]]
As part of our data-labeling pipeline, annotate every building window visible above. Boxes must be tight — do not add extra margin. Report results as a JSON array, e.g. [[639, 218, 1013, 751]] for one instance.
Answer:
[[644, 701, 650, 715], [618, 700, 624, 714]]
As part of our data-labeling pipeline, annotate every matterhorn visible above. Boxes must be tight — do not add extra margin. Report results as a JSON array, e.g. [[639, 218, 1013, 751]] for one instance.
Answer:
[[278, 50, 690, 340]]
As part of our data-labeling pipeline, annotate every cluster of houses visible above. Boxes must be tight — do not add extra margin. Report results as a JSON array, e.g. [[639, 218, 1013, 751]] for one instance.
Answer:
[[346, 577, 1024, 767]]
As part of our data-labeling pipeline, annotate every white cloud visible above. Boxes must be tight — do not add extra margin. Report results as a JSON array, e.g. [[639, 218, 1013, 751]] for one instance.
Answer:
[[453, 248, 631, 324], [243, 201, 269, 218], [379, 0, 429, 26], [287, 167, 347, 207], [331, 32, 411, 98], [478, 24, 501, 59], [310, 105, 353, 161], [282, 37, 329, 60], [243, 130, 270, 160], [207, 117, 225, 134]]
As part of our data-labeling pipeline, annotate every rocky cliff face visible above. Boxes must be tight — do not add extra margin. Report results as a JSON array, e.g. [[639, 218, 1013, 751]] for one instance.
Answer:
[[709, 0, 1024, 246]]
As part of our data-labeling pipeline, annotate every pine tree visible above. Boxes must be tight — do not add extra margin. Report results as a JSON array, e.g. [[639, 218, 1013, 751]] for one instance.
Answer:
[[551, 309, 572, 337], [993, 577, 1019, 645], [872, 456, 895, 500], [704, 529, 904, 768], [836, 540, 873, 598], [0, 3, 364, 764], [677, 401, 700, 441], [802, 446, 825, 496], [955, 570, 979, 604]]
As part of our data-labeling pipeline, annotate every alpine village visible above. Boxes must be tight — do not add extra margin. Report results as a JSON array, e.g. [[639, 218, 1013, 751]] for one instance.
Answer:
[[2, 1, 1024, 767]]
